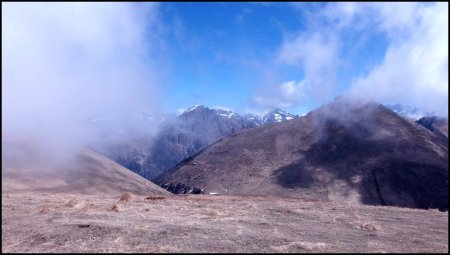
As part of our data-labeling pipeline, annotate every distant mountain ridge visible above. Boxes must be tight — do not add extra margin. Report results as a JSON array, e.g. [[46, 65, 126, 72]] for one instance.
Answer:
[[245, 109, 298, 126], [96, 105, 299, 180], [156, 99, 448, 211]]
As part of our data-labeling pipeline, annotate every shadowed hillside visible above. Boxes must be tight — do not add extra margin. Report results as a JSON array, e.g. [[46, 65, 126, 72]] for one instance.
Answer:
[[156, 98, 448, 210]]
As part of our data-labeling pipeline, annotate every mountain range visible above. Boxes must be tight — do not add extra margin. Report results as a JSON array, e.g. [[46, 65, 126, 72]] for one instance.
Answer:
[[96, 105, 299, 180], [155, 99, 448, 211]]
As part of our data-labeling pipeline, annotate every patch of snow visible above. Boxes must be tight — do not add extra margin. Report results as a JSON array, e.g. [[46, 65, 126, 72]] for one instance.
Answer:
[[209, 192, 219, 195], [176, 108, 187, 116], [185, 105, 201, 113], [218, 111, 236, 118], [286, 116, 293, 120], [274, 113, 282, 122]]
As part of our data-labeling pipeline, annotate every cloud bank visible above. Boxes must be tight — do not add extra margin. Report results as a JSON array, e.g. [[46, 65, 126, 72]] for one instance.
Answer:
[[254, 2, 448, 117], [346, 2, 448, 116], [2, 2, 164, 161]]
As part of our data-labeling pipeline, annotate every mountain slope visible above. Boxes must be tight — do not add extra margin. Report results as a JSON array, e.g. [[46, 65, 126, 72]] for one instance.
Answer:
[[156, 99, 448, 210], [2, 146, 169, 196], [139, 105, 257, 179]]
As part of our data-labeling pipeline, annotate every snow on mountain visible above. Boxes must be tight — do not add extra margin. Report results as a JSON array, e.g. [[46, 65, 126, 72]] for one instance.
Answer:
[[246, 109, 299, 125], [185, 105, 202, 113], [179, 105, 299, 125]]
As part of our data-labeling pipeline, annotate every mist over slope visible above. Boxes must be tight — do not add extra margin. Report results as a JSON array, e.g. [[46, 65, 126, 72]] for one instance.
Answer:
[[156, 98, 448, 210], [2, 144, 169, 196]]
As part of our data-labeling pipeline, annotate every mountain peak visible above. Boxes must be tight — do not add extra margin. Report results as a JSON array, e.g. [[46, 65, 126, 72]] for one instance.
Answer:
[[256, 108, 298, 124], [184, 105, 206, 113]]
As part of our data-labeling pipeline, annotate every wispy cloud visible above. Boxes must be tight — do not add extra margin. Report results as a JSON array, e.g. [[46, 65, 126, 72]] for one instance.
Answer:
[[253, 29, 339, 109], [253, 80, 308, 109]]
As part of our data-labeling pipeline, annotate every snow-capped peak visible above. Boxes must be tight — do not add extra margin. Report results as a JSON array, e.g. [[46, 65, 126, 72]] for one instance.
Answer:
[[181, 105, 238, 119], [245, 108, 298, 125], [185, 105, 202, 113], [258, 109, 297, 123]]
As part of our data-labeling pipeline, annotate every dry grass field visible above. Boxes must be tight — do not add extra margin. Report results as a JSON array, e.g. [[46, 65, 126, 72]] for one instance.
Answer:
[[2, 192, 448, 253]]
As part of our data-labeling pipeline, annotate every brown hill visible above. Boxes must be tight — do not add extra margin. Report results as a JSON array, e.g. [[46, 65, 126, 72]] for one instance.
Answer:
[[156, 99, 448, 210], [2, 146, 169, 196]]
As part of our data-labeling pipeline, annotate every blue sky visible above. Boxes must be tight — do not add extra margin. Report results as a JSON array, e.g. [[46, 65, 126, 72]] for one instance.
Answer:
[[153, 2, 441, 115], [160, 3, 308, 113], [160, 3, 323, 114]]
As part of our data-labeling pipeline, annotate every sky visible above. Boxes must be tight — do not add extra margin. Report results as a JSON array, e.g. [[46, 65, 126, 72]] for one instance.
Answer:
[[157, 2, 448, 116], [2, 2, 448, 157]]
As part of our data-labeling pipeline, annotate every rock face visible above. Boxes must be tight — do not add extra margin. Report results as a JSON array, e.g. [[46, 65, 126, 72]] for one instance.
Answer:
[[156, 98, 448, 210], [100, 105, 299, 180]]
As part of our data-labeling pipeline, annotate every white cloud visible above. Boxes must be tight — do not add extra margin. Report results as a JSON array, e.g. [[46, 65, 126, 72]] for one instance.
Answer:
[[2, 2, 165, 161], [253, 80, 308, 109], [254, 32, 339, 109], [255, 2, 448, 116], [211, 105, 234, 112], [345, 2, 448, 116]]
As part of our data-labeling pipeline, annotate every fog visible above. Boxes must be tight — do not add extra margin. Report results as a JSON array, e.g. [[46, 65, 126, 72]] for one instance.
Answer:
[[2, 2, 164, 163]]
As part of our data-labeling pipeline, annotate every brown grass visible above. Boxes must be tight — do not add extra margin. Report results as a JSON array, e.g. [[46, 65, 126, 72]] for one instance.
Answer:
[[79, 202, 94, 213], [109, 203, 121, 212], [360, 223, 377, 231], [3, 193, 448, 253], [119, 192, 133, 202], [66, 198, 78, 208], [38, 205, 50, 214]]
